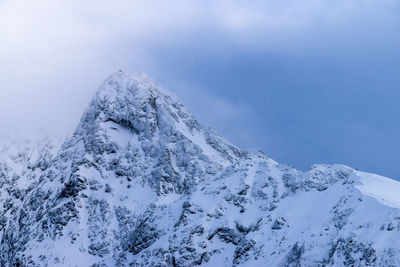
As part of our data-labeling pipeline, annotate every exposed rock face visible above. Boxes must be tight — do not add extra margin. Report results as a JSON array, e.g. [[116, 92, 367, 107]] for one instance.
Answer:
[[1, 71, 400, 266]]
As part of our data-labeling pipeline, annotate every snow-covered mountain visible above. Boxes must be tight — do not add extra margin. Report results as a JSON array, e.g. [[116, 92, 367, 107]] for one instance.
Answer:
[[1, 71, 400, 267]]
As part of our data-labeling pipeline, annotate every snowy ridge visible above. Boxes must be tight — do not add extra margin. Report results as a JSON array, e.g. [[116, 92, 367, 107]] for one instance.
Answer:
[[355, 171, 400, 209], [1, 72, 400, 266]]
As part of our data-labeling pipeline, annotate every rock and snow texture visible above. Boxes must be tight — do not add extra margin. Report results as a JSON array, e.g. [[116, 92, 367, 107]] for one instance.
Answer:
[[1, 71, 400, 266]]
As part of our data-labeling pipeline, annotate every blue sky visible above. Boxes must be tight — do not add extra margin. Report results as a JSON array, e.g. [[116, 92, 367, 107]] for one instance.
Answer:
[[1, 0, 400, 178]]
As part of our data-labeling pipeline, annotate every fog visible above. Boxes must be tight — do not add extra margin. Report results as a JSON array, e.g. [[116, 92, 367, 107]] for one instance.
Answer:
[[1, 0, 400, 178]]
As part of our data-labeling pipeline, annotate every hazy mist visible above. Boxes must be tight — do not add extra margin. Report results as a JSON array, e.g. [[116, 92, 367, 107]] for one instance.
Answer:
[[1, 0, 400, 178]]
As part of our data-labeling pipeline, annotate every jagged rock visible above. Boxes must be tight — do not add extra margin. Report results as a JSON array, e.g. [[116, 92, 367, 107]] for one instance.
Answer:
[[271, 217, 287, 230], [1, 72, 400, 266], [284, 242, 305, 267]]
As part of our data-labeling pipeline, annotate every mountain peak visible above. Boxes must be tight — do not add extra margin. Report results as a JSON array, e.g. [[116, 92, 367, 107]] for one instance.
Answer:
[[77, 71, 185, 139], [4, 72, 400, 266], [73, 71, 246, 193], [95, 70, 163, 101]]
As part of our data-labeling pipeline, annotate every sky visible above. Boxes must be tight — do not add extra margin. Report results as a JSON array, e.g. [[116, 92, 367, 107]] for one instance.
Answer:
[[1, 0, 400, 179]]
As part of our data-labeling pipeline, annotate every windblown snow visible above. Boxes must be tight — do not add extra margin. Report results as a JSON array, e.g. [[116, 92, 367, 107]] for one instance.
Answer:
[[355, 171, 400, 209], [1, 71, 400, 267]]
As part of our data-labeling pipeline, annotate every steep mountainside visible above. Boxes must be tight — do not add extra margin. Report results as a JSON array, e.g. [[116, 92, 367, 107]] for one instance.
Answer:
[[1, 71, 400, 267]]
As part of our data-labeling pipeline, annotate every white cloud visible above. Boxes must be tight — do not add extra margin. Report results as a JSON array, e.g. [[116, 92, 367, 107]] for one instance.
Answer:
[[0, 0, 398, 138]]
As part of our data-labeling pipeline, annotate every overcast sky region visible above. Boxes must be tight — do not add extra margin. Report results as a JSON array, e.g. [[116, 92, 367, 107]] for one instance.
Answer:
[[1, 0, 400, 179]]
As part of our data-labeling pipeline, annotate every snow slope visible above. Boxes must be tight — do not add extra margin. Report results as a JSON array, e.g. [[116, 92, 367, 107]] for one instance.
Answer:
[[355, 171, 400, 209], [1, 71, 400, 266]]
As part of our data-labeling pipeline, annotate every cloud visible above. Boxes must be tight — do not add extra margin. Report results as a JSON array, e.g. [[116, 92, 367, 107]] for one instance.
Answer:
[[162, 79, 262, 148], [1, 0, 400, 178]]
